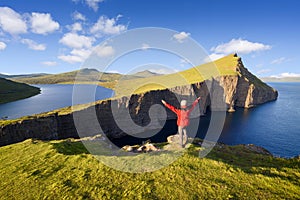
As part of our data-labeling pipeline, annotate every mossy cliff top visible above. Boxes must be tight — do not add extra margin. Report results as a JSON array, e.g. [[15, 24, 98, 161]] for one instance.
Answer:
[[113, 54, 240, 96], [0, 54, 275, 126]]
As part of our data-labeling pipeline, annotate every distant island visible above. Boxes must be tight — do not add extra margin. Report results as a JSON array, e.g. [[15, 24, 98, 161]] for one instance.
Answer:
[[0, 78, 40, 104], [261, 76, 300, 82]]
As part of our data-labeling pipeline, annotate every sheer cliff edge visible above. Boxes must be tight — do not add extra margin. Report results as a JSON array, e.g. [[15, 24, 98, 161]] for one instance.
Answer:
[[0, 54, 278, 146]]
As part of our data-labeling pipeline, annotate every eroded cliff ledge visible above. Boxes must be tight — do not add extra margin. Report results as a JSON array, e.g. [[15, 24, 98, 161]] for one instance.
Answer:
[[0, 55, 278, 146]]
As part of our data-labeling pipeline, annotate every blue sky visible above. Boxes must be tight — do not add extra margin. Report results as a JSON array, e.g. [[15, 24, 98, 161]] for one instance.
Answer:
[[0, 0, 299, 78]]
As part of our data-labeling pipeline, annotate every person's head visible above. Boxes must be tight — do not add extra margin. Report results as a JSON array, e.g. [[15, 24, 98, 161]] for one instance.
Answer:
[[180, 100, 187, 108]]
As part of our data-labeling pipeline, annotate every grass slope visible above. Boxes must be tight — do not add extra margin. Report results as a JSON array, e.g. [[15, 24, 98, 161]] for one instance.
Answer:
[[13, 68, 148, 88], [0, 78, 40, 104], [113, 54, 239, 96], [0, 54, 242, 125], [0, 139, 299, 199], [14, 55, 239, 97], [131, 70, 162, 78]]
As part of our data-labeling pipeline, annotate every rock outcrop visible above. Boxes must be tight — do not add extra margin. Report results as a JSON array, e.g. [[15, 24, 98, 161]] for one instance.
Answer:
[[0, 55, 278, 146]]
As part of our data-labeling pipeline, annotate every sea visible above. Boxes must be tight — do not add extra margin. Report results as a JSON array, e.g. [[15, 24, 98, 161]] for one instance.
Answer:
[[0, 83, 299, 157]]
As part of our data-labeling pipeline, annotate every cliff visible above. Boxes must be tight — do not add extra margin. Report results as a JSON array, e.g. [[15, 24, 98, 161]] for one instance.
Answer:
[[0, 54, 278, 146]]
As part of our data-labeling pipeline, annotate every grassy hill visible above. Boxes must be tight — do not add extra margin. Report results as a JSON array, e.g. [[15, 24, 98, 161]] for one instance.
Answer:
[[13, 54, 238, 97], [0, 138, 299, 199], [13, 68, 105, 84], [0, 73, 49, 79], [113, 54, 238, 96], [0, 54, 245, 125], [13, 68, 152, 88], [0, 78, 40, 104], [131, 70, 162, 78]]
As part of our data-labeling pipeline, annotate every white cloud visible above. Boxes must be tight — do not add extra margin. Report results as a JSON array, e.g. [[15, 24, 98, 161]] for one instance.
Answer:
[[257, 69, 271, 75], [271, 57, 290, 65], [90, 15, 127, 36], [21, 39, 46, 51], [71, 48, 92, 59], [180, 58, 189, 64], [41, 61, 57, 66], [173, 32, 190, 43], [67, 22, 83, 32], [59, 33, 94, 49], [179, 58, 191, 67], [58, 54, 83, 63], [141, 43, 150, 50], [204, 53, 226, 62], [85, 0, 105, 11], [0, 7, 27, 35], [58, 48, 92, 63], [271, 72, 300, 78], [148, 68, 178, 74], [72, 11, 86, 21], [211, 38, 271, 54], [0, 41, 6, 50], [30, 12, 59, 35], [95, 45, 115, 57], [106, 70, 120, 74]]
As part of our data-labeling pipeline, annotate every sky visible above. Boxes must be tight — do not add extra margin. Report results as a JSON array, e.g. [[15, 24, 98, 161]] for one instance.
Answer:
[[0, 0, 299, 78]]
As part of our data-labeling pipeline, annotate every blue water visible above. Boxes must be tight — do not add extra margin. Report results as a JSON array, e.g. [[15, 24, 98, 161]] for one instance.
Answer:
[[215, 82, 300, 158], [112, 83, 300, 158], [0, 84, 113, 119], [0, 83, 299, 157]]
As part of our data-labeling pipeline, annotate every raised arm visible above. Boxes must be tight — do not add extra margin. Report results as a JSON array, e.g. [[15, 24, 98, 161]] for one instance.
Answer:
[[188, 97, 201, 113], [161, 100, 178, 114]]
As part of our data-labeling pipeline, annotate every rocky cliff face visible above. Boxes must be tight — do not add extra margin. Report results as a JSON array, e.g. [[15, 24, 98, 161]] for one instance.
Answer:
[[0, 56, 278, 146]]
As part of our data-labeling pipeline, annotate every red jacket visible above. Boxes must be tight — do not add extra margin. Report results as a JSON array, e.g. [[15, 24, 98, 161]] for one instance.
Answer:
[[164, 99, 199, 127]]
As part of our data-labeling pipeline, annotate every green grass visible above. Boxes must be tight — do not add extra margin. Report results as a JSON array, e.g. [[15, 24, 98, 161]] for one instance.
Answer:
[[13, 68, 148, 87], [0, 138, 299, 199], [113, 54, 239, 96], [13, 55, 239, 97], [0, 77, 40, 104], [13, 69, 122, 85], [0, 54, 254, 126]]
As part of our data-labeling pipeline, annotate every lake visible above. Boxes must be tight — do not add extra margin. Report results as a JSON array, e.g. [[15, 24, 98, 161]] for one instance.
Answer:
[[0, 84, 113, 119], [0, 83, 299, 157]]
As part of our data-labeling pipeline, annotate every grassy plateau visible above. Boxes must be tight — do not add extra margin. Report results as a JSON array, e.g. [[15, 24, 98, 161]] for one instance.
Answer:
[[13, 54, 239, 97], [0, 138, 299, 199], [0, 54, 297, 199]]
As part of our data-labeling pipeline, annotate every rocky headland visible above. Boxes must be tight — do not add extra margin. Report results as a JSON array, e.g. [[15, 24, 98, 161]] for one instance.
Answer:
[[0, 54, 278, 146]]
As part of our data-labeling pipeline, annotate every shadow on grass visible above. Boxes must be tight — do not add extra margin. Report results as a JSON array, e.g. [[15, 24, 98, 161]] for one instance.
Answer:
[[51, 140, 90, 155], [187, 142, 300, 185]]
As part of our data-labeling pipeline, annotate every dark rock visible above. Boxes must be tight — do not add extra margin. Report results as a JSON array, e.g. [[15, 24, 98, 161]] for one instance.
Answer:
[[0, 57, 278, 147], [244, 144, 272, 156]]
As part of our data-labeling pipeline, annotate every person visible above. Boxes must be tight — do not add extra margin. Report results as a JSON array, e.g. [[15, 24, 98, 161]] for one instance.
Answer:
[[161, 97, 201, 147]]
